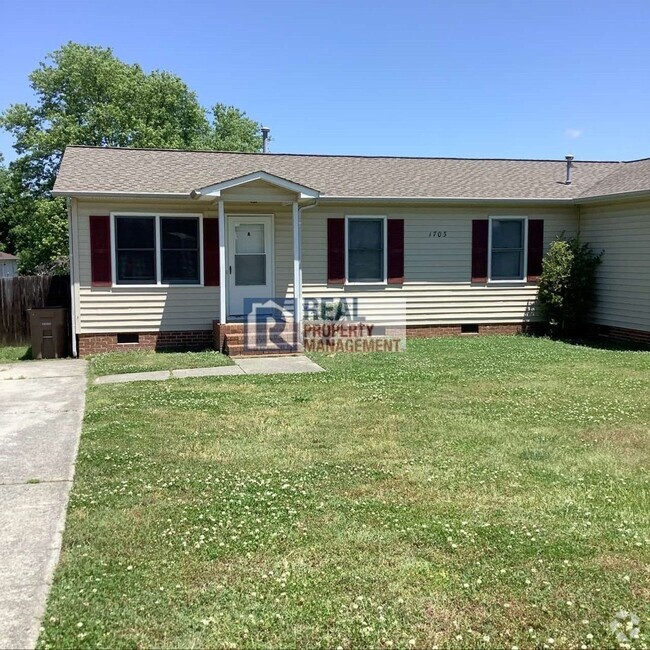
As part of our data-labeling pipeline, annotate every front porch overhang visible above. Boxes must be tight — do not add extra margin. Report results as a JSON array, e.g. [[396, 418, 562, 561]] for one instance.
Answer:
[[213, 194, 317, 338], [191, 170, 320, 200], [204, 173, 320, 330]]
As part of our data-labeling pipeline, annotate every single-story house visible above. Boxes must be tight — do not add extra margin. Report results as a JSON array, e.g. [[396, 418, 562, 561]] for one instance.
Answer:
[[0, 252, 19, 278], [52, 146, 650, 356]]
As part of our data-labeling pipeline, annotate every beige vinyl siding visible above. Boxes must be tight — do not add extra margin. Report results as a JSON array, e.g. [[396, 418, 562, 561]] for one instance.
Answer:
[[579, 199, 650, 332], [76, 200, 219, 333], [220, 179, 301, 204], [301, 204, 578, 325], [74, 197, 579, 333], [75, 199, 294, 334], [273, 210, 294, 297]]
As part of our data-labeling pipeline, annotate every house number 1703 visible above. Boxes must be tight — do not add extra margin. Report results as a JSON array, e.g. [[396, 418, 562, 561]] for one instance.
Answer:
[[428, 231, 447, 238]]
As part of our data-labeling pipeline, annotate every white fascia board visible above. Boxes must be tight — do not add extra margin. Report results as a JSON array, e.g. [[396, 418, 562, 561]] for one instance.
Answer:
[[575, 189, 650, 204], [51, 190, 190, 200], [52, 190, 582, 205], [195, 170, 320, 199], [317, 196, 575, 205]]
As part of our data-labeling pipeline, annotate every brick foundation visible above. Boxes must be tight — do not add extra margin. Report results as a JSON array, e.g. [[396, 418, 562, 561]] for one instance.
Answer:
[[78, 321, 543, 357], [405, 323, 537, 337], [75, 321, 650, 357], [212, 320, 535, 356], [78, 330, 213, 356], [588, 324, 650, 347]]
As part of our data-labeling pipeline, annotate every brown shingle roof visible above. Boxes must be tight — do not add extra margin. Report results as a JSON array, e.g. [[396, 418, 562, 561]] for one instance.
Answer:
[[579, 158, 650, 199], [0, 252, 18, 260], [53, 145, 644, 201]]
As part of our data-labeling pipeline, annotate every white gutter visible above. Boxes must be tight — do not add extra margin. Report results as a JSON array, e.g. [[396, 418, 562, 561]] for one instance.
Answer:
[[317, 196, 575, 204], [53, 191, 577, 205], [574, 189, 650, 204], [52, 190, 190, 200], [299, 199, 319, 214], [54, 190, 650, 206]]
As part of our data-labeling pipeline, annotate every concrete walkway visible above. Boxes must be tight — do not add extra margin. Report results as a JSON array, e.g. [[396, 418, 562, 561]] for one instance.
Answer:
[[94, 354, 324, 385], [0, 359, 87, 650]]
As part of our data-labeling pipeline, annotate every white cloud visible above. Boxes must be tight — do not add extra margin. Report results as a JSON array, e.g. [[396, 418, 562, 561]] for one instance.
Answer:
[[565, 128, 583, 139]]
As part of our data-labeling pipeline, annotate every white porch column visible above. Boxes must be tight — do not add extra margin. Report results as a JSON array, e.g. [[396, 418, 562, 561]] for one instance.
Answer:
[[218, 200, 227, 324], [292, 201, 303, 343]]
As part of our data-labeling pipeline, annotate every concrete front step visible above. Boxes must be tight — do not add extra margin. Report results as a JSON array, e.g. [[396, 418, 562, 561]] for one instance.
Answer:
[[225, 345, 302, 357]]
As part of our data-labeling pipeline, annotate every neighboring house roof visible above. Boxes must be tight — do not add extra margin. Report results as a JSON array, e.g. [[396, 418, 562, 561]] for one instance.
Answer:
[[0, 252, 18, 260], [53, 145, 649, 202]]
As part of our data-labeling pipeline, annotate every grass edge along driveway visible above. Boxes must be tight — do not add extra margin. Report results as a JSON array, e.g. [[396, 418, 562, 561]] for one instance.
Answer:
[[38, 336, 649, 649]]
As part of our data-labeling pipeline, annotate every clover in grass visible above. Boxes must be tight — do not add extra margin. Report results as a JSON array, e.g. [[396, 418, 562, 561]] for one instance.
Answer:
[[609, 610, 640, 644]]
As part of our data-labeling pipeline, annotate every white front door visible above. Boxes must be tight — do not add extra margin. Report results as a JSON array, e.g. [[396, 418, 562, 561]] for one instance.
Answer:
[[227, 215, 274, 318]]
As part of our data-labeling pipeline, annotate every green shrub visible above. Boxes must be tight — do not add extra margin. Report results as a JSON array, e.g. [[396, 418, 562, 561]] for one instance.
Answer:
[[537, 235, 602, 337]]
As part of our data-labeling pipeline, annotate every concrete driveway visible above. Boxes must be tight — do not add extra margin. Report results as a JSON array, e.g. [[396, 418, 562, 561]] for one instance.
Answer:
[[0, 359, 86, 650]]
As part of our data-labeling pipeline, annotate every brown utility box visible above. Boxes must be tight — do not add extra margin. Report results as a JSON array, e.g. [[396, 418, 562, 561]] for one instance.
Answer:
[[28, 308, 68, 359]]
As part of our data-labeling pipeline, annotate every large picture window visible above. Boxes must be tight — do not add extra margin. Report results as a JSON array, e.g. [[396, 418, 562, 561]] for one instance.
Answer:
[[490, 218, 526, 281], [113, 214, 202, 286], [347, 217, 385, 283]]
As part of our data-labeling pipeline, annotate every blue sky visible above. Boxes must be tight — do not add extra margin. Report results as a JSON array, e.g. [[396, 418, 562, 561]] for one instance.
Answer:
[[1, 0, 649, 162]]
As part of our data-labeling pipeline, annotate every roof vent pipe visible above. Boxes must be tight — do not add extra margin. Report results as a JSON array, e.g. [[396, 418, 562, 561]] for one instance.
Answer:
[[261, 126, 270, 153], [565, 154, 574, 185]]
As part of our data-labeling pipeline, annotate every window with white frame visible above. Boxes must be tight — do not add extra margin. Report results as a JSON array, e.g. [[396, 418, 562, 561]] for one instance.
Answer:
[[161, 217, 200, 284], [347, 217, 385, 283], [115, 216, 157, 284], [114, 215, 201, 285], [490, 218, 526, 281]]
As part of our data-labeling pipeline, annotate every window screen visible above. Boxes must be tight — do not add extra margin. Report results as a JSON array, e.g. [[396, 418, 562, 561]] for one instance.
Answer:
[[347, 219, 384, 282], [115, 216, 156, 284], [161, 217, 200, 284], [491, 219, 525, 280]]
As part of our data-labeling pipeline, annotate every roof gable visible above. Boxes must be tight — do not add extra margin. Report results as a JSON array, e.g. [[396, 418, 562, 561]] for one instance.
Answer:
[[194, 170, 320, 199]]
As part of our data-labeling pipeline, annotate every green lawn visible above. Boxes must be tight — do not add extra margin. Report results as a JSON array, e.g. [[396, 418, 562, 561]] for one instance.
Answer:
[[0, 344, 32, 362], [39, 337, 649, 649], [88, 349, 233, 377]]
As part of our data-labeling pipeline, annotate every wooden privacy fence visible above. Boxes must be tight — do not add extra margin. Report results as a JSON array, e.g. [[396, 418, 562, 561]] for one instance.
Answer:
[[0, 275, 71, 345]]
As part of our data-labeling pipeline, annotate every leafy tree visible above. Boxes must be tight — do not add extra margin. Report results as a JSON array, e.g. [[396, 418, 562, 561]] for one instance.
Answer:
[[2, 43, 210, 194], [537, 235, 603, 337], [1, 42, 264, 273], [0, 156, 11, 252], [10, 197, 69, 274], [206, 103, 263, 152]]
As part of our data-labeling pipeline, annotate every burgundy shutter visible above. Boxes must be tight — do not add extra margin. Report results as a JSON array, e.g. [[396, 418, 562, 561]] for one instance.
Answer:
[[527, 219, 544, 282], [387, 218, 405, 284], [327, 218, 345, 284], [203, 218, 220, 286], [471, 219, 489, 283], [89, 215, 112, 286]]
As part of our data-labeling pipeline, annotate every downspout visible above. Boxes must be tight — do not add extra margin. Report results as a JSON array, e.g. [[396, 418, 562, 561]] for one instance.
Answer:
[[296, 199, 319, 343], [298, 199, 319, 282], [67, 197, 78, 357]]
